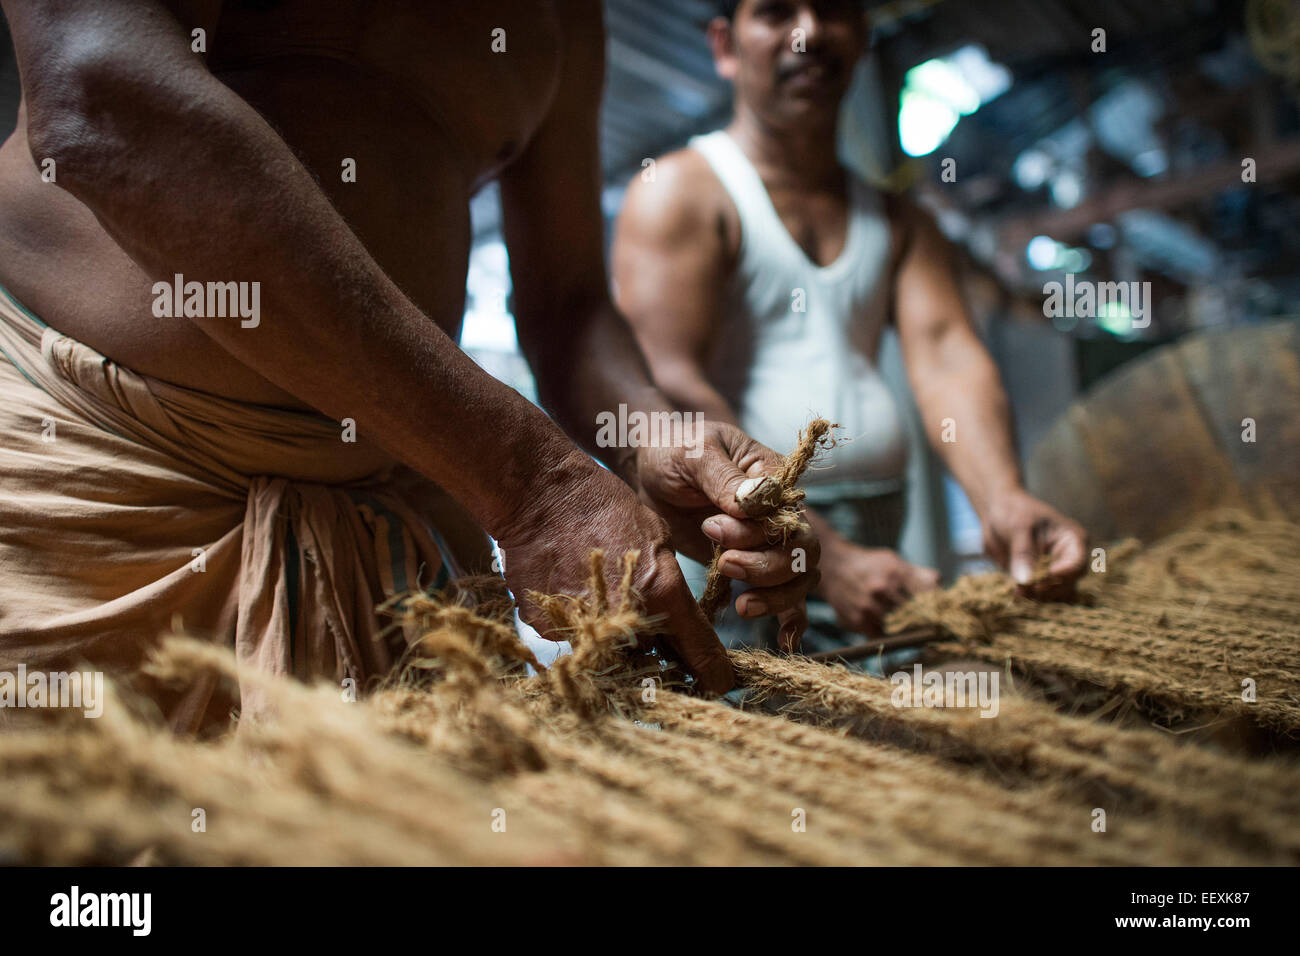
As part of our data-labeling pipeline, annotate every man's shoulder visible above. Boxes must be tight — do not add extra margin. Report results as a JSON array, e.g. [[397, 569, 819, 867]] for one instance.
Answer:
[[618, 145, 739, 249], [626, 145, 732, 213]]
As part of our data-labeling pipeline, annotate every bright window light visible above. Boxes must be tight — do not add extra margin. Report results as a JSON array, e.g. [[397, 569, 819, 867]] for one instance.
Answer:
[[899, 89, 960, 157], [899, 45, 1011, 157], [461, 240, 518, 351], [1050, 169, 1083, 208], [1026, 235, 1092, 273], [907, 59, 981, 115], [1013, 149, 1052, 189], [1026, 235, 1061, 270]]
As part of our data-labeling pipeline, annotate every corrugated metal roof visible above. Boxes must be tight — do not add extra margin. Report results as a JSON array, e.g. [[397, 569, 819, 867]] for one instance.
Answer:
[[601, 0, 732, 183]]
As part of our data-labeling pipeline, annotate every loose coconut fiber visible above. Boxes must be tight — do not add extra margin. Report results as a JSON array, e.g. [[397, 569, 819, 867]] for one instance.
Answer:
[[698, 418, 837, 622], [2, 510, 1299, 866], [887, 510, 1300, 739]]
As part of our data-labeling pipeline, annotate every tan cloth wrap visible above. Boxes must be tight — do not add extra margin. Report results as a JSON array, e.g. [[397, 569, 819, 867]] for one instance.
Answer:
[[0, 289, 492, 732]]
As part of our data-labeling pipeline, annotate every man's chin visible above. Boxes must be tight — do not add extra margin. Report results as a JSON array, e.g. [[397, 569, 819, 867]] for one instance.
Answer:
[[772, 76, 851, 111], [772, 95, 842, 127]]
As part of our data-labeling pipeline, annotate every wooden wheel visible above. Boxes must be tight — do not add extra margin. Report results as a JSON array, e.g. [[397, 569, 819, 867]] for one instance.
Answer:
[[1026, 320, 1300, 541]]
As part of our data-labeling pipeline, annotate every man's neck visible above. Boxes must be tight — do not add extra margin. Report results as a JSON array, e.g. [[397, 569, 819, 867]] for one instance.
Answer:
[[725, 105, 843, 193]]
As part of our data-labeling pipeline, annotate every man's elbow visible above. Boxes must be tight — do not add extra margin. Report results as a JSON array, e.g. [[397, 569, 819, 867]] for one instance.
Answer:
[[27, 105, 102, 190], [24, 51, 161, 198]]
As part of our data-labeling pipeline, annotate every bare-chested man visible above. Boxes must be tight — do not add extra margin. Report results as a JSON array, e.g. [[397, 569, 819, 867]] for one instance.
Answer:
[[613, 0, 1086, 652], [0, 0, 819, 728]]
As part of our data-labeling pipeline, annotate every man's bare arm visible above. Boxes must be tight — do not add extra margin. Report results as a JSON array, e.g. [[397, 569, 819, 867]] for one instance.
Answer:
[[494, 0, 820, 664], [893, 201, 1087, 587], [610, 151, 740, 428], [500, 1, 735, 477], [892, 203, 1021, 516], [5, 0, 576, 541]]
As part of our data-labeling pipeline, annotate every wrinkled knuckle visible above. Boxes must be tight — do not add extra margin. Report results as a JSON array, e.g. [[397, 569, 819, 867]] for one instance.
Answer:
[[648, 562, 680, 594], [648, 508, 673, 537], [639, 562, 676, 601]]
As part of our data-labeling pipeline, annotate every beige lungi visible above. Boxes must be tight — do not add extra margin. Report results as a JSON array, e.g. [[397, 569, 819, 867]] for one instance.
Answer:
[[0, 284, 493, 733]]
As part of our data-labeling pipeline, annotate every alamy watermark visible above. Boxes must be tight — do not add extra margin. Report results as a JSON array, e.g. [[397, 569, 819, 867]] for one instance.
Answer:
[[595, 403, 705, 458], [1043, 274, 1151, 330], [152, 273, 260, 328], [890, 664, 999, 717], [50, 886, 151, 936], [0, 665, 103, 718]]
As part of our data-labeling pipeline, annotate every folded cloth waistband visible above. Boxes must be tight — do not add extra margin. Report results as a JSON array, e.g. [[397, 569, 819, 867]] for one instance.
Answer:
[[0, 283, 395, 489], [0, 282, 493, 733]]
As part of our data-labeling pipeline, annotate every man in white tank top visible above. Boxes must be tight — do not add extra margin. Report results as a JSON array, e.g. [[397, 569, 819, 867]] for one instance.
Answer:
[[612, 0, 1087, 653]]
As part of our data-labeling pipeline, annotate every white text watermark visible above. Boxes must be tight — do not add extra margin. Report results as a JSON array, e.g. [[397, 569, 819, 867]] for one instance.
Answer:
[[0, 665, 103, 718]]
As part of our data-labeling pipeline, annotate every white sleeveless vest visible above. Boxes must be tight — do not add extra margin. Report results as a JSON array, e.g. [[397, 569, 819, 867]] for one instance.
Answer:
[[688, 130, 908, 490]]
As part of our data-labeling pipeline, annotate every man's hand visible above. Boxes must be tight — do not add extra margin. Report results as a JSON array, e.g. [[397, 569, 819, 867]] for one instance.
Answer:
[[981, 488, 1088, 599], [630, 421, 820, 653], [497, 449, 735, 694], [816, 543, 940, 636]]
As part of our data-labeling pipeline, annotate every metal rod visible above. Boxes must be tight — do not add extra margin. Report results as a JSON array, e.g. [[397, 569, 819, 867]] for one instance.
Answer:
[[805, 627, 944, 663]]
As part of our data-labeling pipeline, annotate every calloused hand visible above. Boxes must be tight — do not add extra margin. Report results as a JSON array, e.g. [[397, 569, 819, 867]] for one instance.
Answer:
[[981, 488, 1088, 600], [631, 421, 820, 653], [496, 449, 734, 694]]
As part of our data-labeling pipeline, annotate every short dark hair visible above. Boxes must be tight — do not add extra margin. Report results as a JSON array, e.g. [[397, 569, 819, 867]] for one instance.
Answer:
[[714, 1, 866, 21]]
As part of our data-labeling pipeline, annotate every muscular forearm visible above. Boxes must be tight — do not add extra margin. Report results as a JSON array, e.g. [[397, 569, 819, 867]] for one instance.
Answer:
[[18, 19, 578, 539], [910, 335, 1021, 518]]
